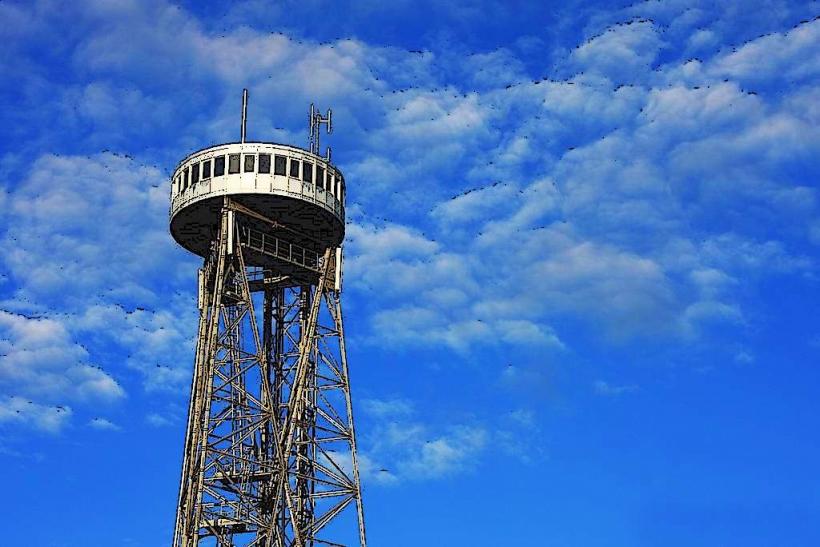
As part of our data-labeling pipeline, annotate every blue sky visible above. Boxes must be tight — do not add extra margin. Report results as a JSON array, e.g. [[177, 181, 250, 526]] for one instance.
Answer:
[[1, 0, 819, 545]]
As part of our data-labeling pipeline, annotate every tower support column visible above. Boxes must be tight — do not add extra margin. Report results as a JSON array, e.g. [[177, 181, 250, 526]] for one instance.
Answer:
[[173, 203, 366, 547]]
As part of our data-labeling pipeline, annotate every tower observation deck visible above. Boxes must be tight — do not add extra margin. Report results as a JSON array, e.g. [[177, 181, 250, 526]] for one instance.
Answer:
[[170, 140, 345, 280], [170, 90, 366, 547]]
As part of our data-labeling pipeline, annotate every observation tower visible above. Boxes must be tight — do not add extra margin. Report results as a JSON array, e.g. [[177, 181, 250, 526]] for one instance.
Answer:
[[170, 90, 367, 547]]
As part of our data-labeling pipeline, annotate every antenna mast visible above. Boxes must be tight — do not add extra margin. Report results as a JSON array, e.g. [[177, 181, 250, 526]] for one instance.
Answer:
[[241, 88, 249, 143], [309, 103, 333, 160]]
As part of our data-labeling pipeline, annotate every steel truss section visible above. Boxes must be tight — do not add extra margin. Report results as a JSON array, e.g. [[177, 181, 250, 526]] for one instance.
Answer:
[[173, 203, 366, 547]]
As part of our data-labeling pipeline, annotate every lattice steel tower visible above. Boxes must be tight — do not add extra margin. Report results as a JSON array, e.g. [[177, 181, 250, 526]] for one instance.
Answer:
[[169, 90, 366, 547]]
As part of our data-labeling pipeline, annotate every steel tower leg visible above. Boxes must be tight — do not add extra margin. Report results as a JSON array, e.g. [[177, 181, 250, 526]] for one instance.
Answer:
[[173, 204, 367, 547]]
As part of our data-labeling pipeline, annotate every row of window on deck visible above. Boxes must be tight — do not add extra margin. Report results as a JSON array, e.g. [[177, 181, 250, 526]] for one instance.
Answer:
[[175, 153, 344, 201]]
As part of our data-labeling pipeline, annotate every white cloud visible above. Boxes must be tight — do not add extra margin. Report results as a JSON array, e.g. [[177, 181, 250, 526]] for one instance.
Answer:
[[507, 408, 535, 427], [376, 92, 489, 146], [369, 307, 563, 352], [462, 48, 528, 89], [347, 220, 567, 350], [641, 82, 762, 135], [0, 152, 200, 396], [399, 426, 487, 479], [357, 453, 399, 485], [88, 417, 121, 431], [1, 153, 184, 307], [345, 223, 475, 299], [687, 28, 719, 52], [430, 182, 519, 225], [570, 20, 664, 81], [363, 421, 488, 482], [355, 393, 539, 484], [593, 380, 639, 397], [146, 412, 175, 427], [360, 398, 414, 418], [333, 13, 817, 350], [0, 310, 125, 404], [347, 222, 439, 262], [74, 303, 195, 392], [690, 268, 736, 298], [0, 396, 72, 433], [0, 0, 815, 419], [708, 18, 820, 83], [734, 350, 755, 365]]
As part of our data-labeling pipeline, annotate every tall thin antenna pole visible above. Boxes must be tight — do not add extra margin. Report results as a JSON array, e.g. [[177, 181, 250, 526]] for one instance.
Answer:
[[241, 88, 249, 143], [308, 104, 332, 157]]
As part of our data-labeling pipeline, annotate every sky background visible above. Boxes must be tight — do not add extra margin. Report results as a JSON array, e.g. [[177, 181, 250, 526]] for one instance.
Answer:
[[0, 0, 819, 545]]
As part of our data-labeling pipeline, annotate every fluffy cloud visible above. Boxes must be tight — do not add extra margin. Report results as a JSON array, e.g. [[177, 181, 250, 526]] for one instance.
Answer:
[[0, 311, 125, 405], [0, 151, 197, 429], [88, 417, 121, 431], [74, 303, 196, 392], [363, 419, 488, 482], [0, 396, 72, 434], [358, 397, 541, 483], [0, 0, 816, 447], [570, 20, 664, 81], [146, 412, 176, 427], [0, 151, 200, 396], [430, 182, 520, 225], [1, 153, 185, 306], [360, 398, 414, 418], [593, 380, 639, 396], [708, 17, 820, 83], [342, 17, 818, 347], [398, 426, 488, 479]]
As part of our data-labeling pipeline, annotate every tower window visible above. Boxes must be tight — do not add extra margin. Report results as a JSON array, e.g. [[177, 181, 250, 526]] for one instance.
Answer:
[[202, 159, 212, 179], [214, 156, 225, 177], [274, 155, 287, 175], [191, 162, 200, 185], [316, 166, 325, 191], [228, 154, 240, 174], [302, 161, 313, 183], [259, 154, 271, 174], [244, 154, 255, 172], [290, 158, 300, 178], [183, 167, 189, 191]]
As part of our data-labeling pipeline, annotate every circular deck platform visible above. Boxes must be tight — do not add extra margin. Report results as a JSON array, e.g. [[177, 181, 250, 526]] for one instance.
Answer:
[[169, 142, 345, 260]]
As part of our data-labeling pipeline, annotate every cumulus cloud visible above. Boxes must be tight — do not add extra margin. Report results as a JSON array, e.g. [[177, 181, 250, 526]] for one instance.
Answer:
[[0, 396, 72, 433], [593, 380, 639, 397], [360, 398, 414, 418], [88, 417, 121, 431], [337, 15, 818, 349], [0, 151, 201, 401], [0, 0, 815, 442], [1, 153, 185, 307], [0, 150, 198, 429], [370, 307, 564, 352], [0, 310, 125, 404], [356, 397, 543, 483], [363, 420, 488, 482], [708, 18, 820, 83], [356, 397, 516, 483], [570, 20, 664, 81], [146, 412, 176, 427], [74, 302, 195, 392], [430, 182, 519, 225], [399, 426, 488, 479]]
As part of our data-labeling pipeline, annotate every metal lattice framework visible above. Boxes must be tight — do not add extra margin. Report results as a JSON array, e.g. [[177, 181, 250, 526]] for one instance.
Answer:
[[173, 203, 366, 547]]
